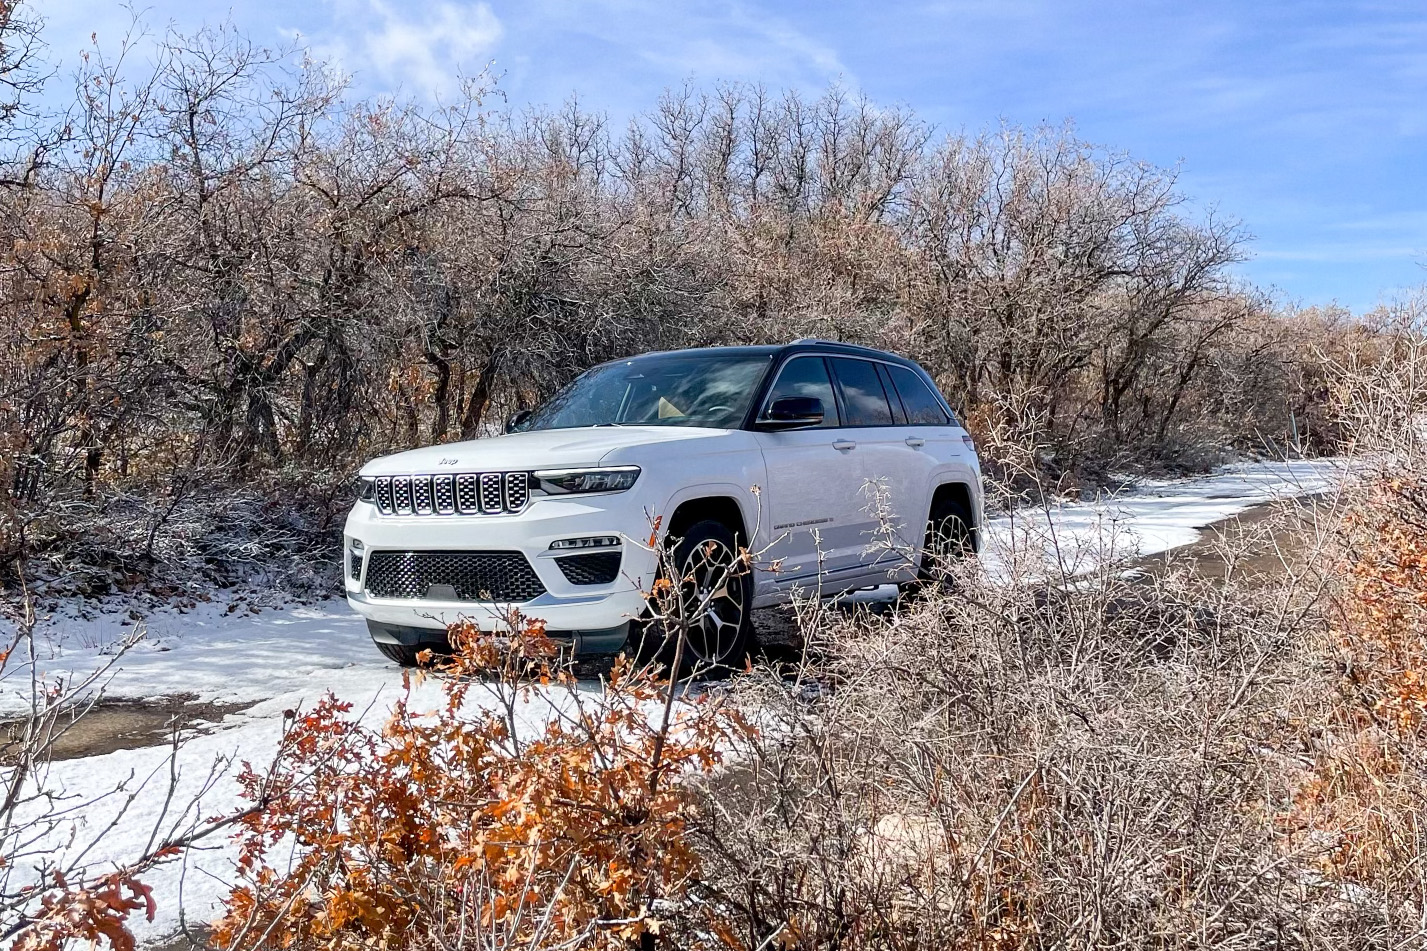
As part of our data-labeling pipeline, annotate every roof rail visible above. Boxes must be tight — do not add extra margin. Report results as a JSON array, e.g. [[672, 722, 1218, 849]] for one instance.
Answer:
[[789, 337, 883, 352]]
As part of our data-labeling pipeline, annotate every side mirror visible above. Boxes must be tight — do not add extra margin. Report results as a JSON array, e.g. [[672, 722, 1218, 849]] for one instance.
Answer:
[[505, 410, 532, 434], [761, 396, 824, 430]]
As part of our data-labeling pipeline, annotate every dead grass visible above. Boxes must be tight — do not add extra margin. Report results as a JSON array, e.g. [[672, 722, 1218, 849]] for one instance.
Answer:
[[681, 476, 1420, 949]]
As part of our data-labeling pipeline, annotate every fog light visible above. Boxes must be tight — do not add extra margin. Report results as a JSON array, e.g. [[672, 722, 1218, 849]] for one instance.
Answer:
[[350, 538, 364, 551], [549, 536, 621, 551]]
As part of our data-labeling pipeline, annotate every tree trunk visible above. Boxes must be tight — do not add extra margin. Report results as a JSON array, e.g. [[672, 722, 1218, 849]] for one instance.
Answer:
[[460, 353, 502, 439]]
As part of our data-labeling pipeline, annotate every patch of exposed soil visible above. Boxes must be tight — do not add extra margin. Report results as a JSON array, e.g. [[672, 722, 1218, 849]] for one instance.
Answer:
[[753, 593, 898, 663], [1131, 493, 1334, 584], [1, 695, 253, 762], [149, 925, 213, 951]]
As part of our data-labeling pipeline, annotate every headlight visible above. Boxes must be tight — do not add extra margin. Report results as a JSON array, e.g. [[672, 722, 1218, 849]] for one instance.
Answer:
[[355, 476, 377, 502], [532, 466, 640, 495]]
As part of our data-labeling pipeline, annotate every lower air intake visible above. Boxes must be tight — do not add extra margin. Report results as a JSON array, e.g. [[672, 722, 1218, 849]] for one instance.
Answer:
[[555, 551, 622, 585], [364, 551, 547, 603]]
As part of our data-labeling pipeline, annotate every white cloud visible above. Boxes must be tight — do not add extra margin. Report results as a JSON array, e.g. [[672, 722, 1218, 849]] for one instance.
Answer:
[[300, 0, 503, 98], [364, 0, 502, 94]]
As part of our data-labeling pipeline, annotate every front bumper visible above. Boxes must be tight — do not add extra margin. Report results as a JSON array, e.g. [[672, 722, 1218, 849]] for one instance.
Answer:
[[364, 619, 633, 655], [343, 493, 658, 651]]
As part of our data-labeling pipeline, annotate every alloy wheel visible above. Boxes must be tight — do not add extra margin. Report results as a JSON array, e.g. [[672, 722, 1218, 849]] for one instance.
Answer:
[[677, 538, 747, 666]]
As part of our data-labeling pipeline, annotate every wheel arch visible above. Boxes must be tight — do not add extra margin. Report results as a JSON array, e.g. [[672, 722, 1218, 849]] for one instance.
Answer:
[[663, 491, 753, 547], [928, 480, 979, 552]]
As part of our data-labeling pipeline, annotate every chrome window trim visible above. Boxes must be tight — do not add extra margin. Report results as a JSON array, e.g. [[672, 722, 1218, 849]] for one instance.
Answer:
[[759, 353, 958, 429]]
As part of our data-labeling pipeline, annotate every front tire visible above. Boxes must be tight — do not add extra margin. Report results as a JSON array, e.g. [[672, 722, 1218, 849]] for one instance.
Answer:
[[633, 518, 754, 676]]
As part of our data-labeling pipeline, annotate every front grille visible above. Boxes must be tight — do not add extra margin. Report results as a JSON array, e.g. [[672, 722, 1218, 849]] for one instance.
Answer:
[[457, 474, 480, 512], [480, 473, 502, 513], [433, 475, 455, 514], [349, 550, 364, 581], [412, 477, 433, 514], [505, 472, 529, 509], [374, 472, 530, 516], [555, 551, 622, 585], [364, 551, 547, 602]]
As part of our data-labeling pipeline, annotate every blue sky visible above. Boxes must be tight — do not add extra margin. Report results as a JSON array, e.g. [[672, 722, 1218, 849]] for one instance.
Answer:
[[38, 0, 1427, 312]]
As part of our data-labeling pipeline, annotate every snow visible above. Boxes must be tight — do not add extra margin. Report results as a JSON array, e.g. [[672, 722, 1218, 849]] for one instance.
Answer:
[[0, 456, 1347, 945], [5, 600, 389, 717], [979, 457, 1344, 579]]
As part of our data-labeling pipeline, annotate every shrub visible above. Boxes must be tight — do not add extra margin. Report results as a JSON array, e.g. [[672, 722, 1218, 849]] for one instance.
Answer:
[[213, 620, 751, 951], [1284, 311, 1427, 908], [690, 538, 1362, 949]]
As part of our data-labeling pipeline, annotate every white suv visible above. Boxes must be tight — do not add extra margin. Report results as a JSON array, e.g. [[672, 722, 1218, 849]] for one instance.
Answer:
[[344, 341, 982, 666]]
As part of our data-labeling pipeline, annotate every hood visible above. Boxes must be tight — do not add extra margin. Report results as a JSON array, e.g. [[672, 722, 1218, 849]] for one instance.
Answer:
[[360, 426, 735, 475]]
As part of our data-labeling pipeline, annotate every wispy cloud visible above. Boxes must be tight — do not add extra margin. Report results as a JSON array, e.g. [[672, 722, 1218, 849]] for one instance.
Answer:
[[497, 0, 848, 111], [630, 2, 845, 80], [1253, 245, 1424, 264]]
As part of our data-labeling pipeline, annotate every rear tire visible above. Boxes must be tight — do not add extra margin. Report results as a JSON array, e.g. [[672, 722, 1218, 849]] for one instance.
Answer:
[[900, 496, 973, 596], [632, 518, 754, 676]]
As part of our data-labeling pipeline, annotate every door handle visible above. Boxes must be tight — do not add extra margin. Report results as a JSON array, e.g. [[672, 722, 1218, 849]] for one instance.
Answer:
[[833, 439, 857, 452], [905, 437, 926, 449]]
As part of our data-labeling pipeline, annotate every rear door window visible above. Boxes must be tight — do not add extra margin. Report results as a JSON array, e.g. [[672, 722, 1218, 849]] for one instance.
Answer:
[[829, 358, 893, 427], [887, 364, 951, 426]]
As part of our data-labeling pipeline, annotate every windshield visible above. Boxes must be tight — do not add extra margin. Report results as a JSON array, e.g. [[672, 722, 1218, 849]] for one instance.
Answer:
[[520, 352, 773, 432]]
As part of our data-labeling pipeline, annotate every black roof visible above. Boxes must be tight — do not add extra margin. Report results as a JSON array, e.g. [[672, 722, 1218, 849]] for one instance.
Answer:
[[608, 340, 920, 370]]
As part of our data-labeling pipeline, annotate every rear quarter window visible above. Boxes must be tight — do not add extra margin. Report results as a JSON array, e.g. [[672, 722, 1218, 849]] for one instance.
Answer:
[[887, 364, 952, 426]]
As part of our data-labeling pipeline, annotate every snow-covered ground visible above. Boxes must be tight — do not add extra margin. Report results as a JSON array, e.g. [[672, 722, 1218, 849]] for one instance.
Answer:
[[1, 457, 1345, 945], [980, 457, 1343, 578]]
